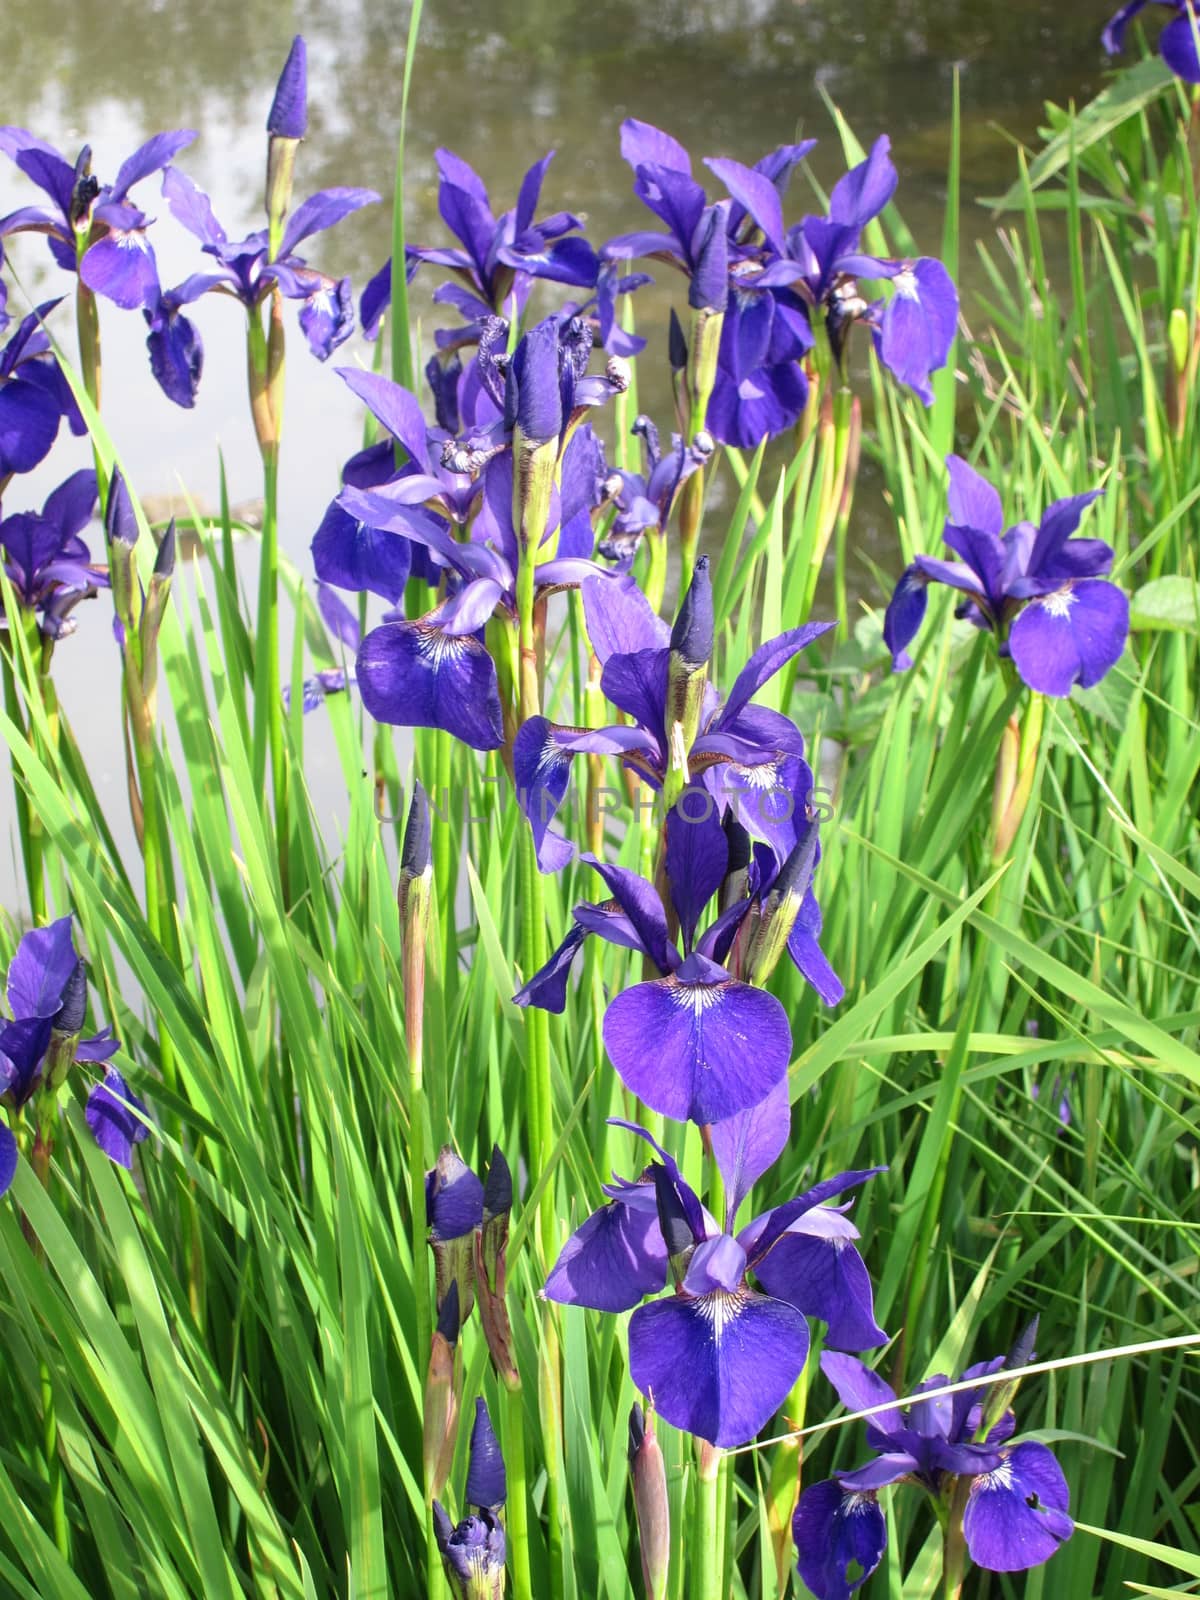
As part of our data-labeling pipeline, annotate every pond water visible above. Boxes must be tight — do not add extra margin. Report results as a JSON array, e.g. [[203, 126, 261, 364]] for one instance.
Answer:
[[1, 0, 1107, 892]]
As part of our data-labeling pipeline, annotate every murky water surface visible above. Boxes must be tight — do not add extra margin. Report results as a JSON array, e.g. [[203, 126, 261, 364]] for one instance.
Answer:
[[1, 0, 1106, 879]]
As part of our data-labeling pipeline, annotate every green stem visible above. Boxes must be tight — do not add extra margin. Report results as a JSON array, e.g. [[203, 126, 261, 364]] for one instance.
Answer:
[[504, 1384, 533, 1600], [73, 274, 108, 505], [941, 1477, 972, 1600], [40, 1356, 68, 1559], [694, 1442, 722, 1600], [1, 644, 40, 922]]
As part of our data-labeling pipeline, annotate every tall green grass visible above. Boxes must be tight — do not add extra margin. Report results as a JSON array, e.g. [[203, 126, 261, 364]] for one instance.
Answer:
[[1, 44, 1198, 1600]]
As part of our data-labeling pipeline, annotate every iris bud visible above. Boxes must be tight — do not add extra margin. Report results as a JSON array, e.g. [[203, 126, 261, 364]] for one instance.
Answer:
[[629, 1404, 670, 1600], [979, 1315, 1039, 1438], [664, 556, 712, 801], [399, 782, 434, 1066], [265, 36, 307, 249], [43, 959, 88, 1092]]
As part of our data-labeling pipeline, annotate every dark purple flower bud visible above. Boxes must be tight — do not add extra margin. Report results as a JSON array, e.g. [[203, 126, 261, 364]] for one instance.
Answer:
[[105, 469, 139, 547], [267, 36, 308, 139], [688, 206, 729, 313], [651, 1162, 696, 1281], [669, 553, 713, 669], [401, 781, 432, 880], [465, 1397, 506, 1512], [979, 1315, 1039, 1436], [153, 520, 176, 580], [70, 146, 99, 227], [51, 960, 87, 1036]]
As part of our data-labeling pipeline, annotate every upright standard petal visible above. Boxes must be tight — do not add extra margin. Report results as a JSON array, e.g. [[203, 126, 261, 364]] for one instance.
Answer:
[[602, 952, 791, 1125], [793, 1481, 887, 1600], [711, 1079, 791, 1231], [7, 916, 77, 1018], [628, 1289, 809, 1447], [945, 455, 1004, 536], [664, 801, 727, 952], [356, 617, 504, 750], [961, 1441, 1073, 1571], [751, 1216, 886, 1352], [312, 502, 412, 603], [1008, 581, 1129, 697]]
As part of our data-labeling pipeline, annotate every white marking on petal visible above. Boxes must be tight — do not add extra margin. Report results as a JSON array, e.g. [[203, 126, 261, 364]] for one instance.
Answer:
[[1039, 586, 1077, 619], [844, 1492, 876, 1515], [893, 267, 919, 300], [974, 1457, 1016, 1493], [694, 1288, 747, 1343], [115, 230, 149, 254]]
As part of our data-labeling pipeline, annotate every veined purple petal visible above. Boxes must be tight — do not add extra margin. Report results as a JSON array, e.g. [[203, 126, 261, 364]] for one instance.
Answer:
[[718, 622, 834, 728], [628, 1289, 808, 1447], [297, 274, 354, 361], [440, 577, 503, 637], [356, 617, 504, 750], [882, 565, 928, 670], [1026, 491, 1104, 577], [161, 167, 227, 248], [74, 1028, 119, 1064], [1103, 0, 1152, 54], [85, 1069, 150, 1169], [1008, 581, 1129, 697], [1162, 12, 1200, 80], [600, 228, 686, 265], [599, 646, 669, 747], [80, 230, 159, 310], [585, 572, 672, 659], [707, 361, 808, 449], [665, 801, 727, 951], [688, 204, 729, 311], [752, 1222, 885, 1351], [711, 1079, 791, 1231], [145, 298, 203, 407], [312, 502, 412, 604], [747, 1169, 884, 1270], [544, 1194, 668, 1311], [278, 187, 380, 258], [0, 379, 60, 475], [111, 131, 195, 201], [268, 37, 308, 138], [818, 1352, 902, 1436], [962, 1442, 1073, 1572], [945, 457, 1003, 535], [602, 955, 791, 1125], [621, 120, 693, 176], [788, 894, 845, 1006], [336, 368, 431, 470], [512, 924, 587, 1013], [873, 259, 957, 406], [829, 137, 897, 229], [705, 157, 786, 253], [583, 855, 677, 974], [316, 582, 360, 651], [793, 1480, 887, 1600], [0, 1123, 16, 1197], [7, 916, 76, 1018], [837, 1453, 919, 1491], [634, 163, 706, 254]]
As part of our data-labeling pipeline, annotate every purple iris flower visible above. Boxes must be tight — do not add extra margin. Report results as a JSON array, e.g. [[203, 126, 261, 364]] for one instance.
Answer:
[[154, 166, 378, 396], [882, 456, 1129, 696], [321, 319, 624, 751], [0, 301, 87, 478], [545, 1118, 883, 1447], [0, 469, 106, 637], [1104, 0, 1200, 81], [0, 916, 135, 1196], [710, 135, 958, 409], [0, 126, 195, 307], [598, 413, 714, 569], [793, 1349, 1072, 1598], [433, 1398, 507, 1600], [511, 569, 832, 869], [513, 805, 840, 1121]]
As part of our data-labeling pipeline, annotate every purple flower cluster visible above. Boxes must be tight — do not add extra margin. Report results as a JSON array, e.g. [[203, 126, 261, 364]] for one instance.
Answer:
[[794, 1339, 1073, 1597], [0, 916, 149, 1194], [1104, 0, 1200, 82]]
